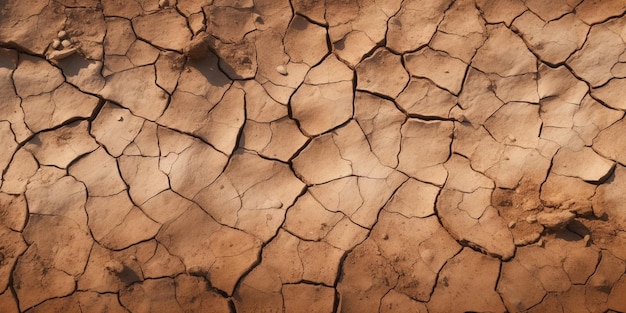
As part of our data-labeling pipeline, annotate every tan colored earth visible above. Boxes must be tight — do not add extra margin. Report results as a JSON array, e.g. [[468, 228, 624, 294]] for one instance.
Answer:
[[1, 0, 626, 312]]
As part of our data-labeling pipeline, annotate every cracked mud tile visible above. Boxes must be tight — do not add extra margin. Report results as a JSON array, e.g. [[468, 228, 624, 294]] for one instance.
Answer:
[[139, 190, 193, 225], [593, 165, 626, 231], [69, 147, 127, 197], [233, 264, 283, 311], [0, 225, 26, 294], [123, 121, 160, 156], [0, 1, 65, 55], [380, 289, 428, 313], [254, 29, 309, 101], [205, 4, 257, 44], [384, 178, 439, 218], [100, 0, 142, 19], [91, 102, 145, 157], [0, 192, 27, 232], [0, 122, 18, 176], [154, 51, 185, 94], [0, 149, 38, 194], [242, 79, 288, 122], [25, 174, 89, 232], [132, 9, 191, 52], [0, 49, 31, 143], [13, 215, 93, 311], [472, 24, 536, 77], [500, 237, 601, 312], [593, 118, 626, 165], [475, 0, 526, 26], [385, 0, 449, 54], [291, 55, 354, 136], [397, 119, 452, 186], [336, 240, 398, 312], [497, 258, 547, 312], [79, 240, 184, 292], [102, 17, 137, 75], [85, 191, 160, 250], [157, 56, 242, 149], [235, 229, 343, 294], [356, 48, 408, 99], [403, 47, 467, 95], [567, 16, 626, 87], [0, 289, 18, 313], [437, 155, 516, 260], [283, 192, 343, 241], [327, 0, 401, 67], [120, 276, 230, 313], [576, 0, 626, 24], [354, 92, 404, 168], [428, 248, 505, 313], [487, 73, 540, 104], [453, 67, 504, 126], [21, 83, 100, 133], [538, 64, 589, 106], [240, 117, 309, 162], [372, 211, 461, 302], [166, 139, 228, 200], [551, 147, 615, 183], [26, 292, 128, 313], [174, 275, 231, 313], [195, 151, 305, 241], [484, 102, 542, 149], [591, 78, 626, 111], [23, 120, 98, 168], [284, 15, 328, 67], [56, 54, 106, 94], [292, 0, 326, 24], [294, 121, 395, 186], [395, 78, 457, 119], [608, 275, 626, 312], [99, 66, 169, 121], [283, 284, 335, 313], [13, 54, 64, 98], [524, 0, 579, 21], [118, 155, 169, 205], [512, 12, 589, 65], [430, 0, 486, 64], [157, 205, 262, 295]]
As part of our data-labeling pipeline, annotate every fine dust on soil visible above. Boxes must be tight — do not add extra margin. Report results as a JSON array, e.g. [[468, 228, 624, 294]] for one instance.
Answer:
[[1, 0, 626, 312]]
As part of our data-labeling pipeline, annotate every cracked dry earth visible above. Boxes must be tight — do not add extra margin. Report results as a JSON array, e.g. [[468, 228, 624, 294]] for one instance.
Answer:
[[4, 1, 626, 313]]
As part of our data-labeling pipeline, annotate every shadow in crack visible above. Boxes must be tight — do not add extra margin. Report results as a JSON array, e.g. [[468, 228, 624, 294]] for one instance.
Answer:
[[116, 265, 142, 286]]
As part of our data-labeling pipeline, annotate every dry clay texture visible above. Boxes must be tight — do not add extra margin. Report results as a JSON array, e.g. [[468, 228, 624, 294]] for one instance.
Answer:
[[3, 0, 626, 312]]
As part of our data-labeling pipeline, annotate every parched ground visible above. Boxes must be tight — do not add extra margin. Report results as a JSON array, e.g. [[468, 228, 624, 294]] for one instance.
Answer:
[[1, 0, 626, 312]]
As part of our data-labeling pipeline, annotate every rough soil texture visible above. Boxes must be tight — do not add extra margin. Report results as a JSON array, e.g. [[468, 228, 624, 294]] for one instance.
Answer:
[[1, 0, 626, 312]]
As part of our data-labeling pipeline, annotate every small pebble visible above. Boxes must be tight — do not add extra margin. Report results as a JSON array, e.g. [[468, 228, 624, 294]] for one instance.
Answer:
[[117, 116, 124, 122], [526, 215, 537, 224], [58, 30, 67, 39], [276, 65, 288, 75], [51, 39, 61, 50], [61, 39, 72, 48], [583, 234, 591, 246], [508, 221, 516, 229], [382, 233, 389, 240], [159, 0, 169, 7]]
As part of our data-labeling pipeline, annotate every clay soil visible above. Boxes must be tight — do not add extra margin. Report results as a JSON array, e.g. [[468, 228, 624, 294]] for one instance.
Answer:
[[1, 0, 626, 312]]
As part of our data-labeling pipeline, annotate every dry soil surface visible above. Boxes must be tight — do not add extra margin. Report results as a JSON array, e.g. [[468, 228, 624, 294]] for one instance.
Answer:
[[1, 0, 626, 312]]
